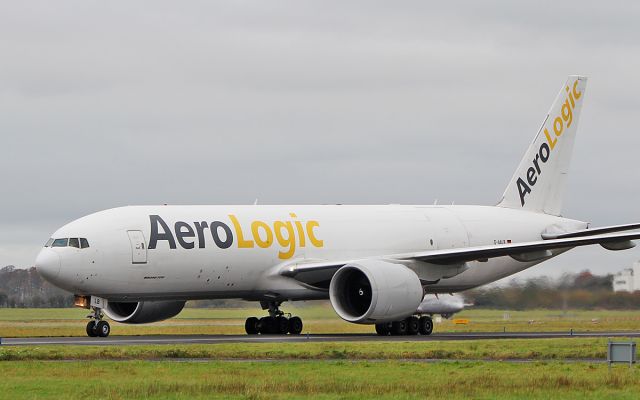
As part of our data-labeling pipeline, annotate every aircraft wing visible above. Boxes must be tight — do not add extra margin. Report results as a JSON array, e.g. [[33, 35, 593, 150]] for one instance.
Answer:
[[541, 223, 640, 239], [399, 231, 640, 265], [281, 230, 640, 286]]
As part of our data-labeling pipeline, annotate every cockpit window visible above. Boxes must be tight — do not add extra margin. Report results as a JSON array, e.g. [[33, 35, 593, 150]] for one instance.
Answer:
[[48, 238, 90, 248], [52, 238, 69, 247]]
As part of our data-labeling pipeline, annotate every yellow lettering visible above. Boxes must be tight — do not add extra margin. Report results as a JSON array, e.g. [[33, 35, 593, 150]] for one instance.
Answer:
[[294, 221, 306, 247], [251, 220, 273, 248], [561, 99, 573, 128], [274, 221, 296, 259], [228, 214, 254, 248], [290, 213, 306, 247], [553, 117, 564, 136], [572, 80, 581, 99], [544, 128, 557, 150], [306, 221, 324, 248], [567, 86, 575, 107]]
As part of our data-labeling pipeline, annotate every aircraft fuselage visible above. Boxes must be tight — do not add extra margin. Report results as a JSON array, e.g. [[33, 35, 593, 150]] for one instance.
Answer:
[[36, 204, 586, 302]]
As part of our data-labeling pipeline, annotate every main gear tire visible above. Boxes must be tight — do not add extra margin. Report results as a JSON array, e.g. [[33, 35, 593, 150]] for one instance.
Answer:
[[276, 316, 290, 334], [406, 316, 419, 335], [419, 316, 433, 335], [245, 317, 260, 334], [289, 316, 303, 335], [391, 320, 408, 335], [375, 323, 391, 336]]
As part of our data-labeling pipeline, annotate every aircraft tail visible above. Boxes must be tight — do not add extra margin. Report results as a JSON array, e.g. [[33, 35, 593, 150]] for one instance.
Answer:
[[498, 75, 588, 216]]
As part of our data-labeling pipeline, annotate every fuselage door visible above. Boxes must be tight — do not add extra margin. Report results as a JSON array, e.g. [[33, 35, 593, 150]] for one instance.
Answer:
[[127, 230, 147, 264]]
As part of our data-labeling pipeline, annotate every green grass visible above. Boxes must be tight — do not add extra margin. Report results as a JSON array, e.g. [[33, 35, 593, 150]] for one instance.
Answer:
[[0, 338, 629, 361], [3, 360, 640, 399], [3, 307, 640, 398], [1, 306, 640, 337]]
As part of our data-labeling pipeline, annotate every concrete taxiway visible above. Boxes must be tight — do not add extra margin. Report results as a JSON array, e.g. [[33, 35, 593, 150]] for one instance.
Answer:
[[3, 331, 640, 346]]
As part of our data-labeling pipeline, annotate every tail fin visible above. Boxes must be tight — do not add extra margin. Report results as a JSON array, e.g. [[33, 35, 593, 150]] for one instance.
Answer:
[[498, 75, 588, 216]]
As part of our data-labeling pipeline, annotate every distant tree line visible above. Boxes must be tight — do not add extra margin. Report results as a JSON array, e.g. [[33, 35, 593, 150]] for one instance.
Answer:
[[0, 266, 74, 308], [464, 270, 640, 310]]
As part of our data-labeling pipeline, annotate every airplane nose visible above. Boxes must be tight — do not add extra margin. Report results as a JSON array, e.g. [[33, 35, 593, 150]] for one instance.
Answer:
[[35, 248, 61, 281]]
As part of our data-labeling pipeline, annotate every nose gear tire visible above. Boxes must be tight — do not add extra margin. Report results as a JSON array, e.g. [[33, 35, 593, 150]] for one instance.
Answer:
[[86, 321, 98, 337]]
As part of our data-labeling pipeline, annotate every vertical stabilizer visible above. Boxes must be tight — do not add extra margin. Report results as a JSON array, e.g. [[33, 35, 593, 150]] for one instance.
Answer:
[[498, 76, 588, 216]]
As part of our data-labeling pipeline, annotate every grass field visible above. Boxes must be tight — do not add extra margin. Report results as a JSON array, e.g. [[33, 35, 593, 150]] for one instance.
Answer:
[[3, 360, 640, 399], [0, 337, 632, 361], [2, 307, 640, 399], [1, 305, 640, 337]]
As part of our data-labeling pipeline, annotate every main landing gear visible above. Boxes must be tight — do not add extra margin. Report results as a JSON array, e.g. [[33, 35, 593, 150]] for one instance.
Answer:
[[375, 315, 433, 336], [86, 305, 110, 338], [244, 301, 303, 335]]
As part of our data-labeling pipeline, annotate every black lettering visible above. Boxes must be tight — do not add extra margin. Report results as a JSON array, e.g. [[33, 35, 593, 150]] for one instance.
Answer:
[[539, 143, 550, 163], [516, 178, 531, 206], [526, 166, 537, 186], [210, 221, 233, 249], [194, 221, 209, 249], [532, 153, 541, 174], [148, 215, 176, 249], [175, 221, 196, 249]]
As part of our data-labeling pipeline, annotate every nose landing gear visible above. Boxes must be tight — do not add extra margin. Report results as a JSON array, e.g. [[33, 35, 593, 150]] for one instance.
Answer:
[[85, 304, 110, 338], [244, 301, 303, 335]]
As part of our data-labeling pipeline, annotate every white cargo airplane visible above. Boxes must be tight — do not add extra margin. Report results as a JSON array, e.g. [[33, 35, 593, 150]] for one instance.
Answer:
[[36, 76, 640, 338]]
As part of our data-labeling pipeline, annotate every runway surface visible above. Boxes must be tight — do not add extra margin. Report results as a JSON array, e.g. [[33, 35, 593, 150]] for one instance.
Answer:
[[3, 331, 640, 346]]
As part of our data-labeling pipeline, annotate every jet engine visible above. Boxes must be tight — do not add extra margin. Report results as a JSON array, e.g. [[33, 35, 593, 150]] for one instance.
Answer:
[[104, 300, 186, 324], [329, 260, 423, 324], [416, 294, 465, 318]]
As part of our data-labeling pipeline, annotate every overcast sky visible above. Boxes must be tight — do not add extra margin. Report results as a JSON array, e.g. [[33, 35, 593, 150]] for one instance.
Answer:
[[1, 1, 639, 281]]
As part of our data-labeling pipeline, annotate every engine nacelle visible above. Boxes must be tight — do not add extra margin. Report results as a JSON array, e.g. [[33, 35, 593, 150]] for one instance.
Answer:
[[104, 300, 186, 324], [417, 294, 465, 318], [329, 260, 423, 324]]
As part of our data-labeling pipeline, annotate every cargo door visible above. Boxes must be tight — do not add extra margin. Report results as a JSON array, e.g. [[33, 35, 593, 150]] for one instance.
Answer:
[[127, 230, 147, 264]]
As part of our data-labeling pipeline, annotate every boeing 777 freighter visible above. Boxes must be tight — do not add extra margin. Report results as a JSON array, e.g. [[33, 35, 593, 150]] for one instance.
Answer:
[[36, 76, 640, 337]]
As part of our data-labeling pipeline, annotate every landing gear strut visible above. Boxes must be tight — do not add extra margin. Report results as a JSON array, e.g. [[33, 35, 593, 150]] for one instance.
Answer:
[[86, 305, 110, 337], [375, 315, 433, 336], [244, 301, 303, 335]]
